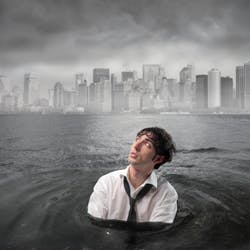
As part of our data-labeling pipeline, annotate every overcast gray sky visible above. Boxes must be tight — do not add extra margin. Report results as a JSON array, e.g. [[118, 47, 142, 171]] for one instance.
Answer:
[[0, 0, 250, 94]]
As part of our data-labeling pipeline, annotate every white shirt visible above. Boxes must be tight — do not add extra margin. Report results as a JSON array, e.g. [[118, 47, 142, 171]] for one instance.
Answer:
[[87, 166, 178, 223]]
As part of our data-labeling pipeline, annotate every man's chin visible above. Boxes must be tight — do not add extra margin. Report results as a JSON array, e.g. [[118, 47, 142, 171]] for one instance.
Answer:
[[128, 160, 142, 167], [128, 156, 137, 163], [128, 159, 135, 165]]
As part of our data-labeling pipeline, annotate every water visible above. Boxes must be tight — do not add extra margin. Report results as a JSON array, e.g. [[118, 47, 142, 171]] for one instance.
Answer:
[[0, 114, 249, 250]]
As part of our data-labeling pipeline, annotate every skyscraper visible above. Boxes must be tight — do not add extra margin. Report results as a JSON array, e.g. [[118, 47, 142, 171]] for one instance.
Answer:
[[0, 75, 8, 105], [143, 64, 161, 93], [244, 62, 250, 109], [208, 69, 221, 108], [75, 73, 84, 91], [88, 83, 96, 105], [121, 71, 134, 82], [180, 66, 192, 83], [78, 80, 88, 107], [23, 73, 40, 106], [179, 65, 195, 106], [236, 66, 245, 109], [221, 77, 233, 108], [48, 89, 54, 107], [102, 80, 112, 112], [2, 94, 18, 112], [0, 75, 7, 92], [196, 75, 208, 109], [53, 82, 64, 109], [93, 68, 110, 83], [64, 90, 76, 108], [112, 83, 124, 112]]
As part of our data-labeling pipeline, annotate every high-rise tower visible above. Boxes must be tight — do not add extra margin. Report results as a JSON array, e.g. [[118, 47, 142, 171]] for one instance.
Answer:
[[93, 68, 110, 83], [221, 77, 233, 108], [143, 64, 161, 93], [196, 75, 208, 109], [236, 66, 245, 109], [53, 82, 64, 109], [23, 73, 39, 106], [244, 62, 250, 109], [208, 69, 221, 108]]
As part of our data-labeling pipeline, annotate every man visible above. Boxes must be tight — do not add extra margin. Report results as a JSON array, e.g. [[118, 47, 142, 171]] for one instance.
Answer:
[[87, 127, 178, 225]]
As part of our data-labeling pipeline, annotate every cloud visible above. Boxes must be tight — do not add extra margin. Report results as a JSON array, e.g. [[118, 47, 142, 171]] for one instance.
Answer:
[[0, 0, 250, 89]]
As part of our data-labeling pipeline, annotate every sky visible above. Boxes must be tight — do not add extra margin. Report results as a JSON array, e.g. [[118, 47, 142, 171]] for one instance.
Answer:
[[0, 0, 250, 95]]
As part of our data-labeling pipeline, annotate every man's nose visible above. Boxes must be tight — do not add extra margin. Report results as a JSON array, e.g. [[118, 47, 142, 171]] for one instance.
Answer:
[[134, 140, 142, 151]]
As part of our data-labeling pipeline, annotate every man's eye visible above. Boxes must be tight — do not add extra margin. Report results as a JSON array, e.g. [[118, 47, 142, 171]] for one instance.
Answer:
[[144, 141, 152, 148]]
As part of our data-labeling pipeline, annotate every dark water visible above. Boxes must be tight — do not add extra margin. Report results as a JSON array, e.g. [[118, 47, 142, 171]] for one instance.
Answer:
[[0, 114, 249, 250]]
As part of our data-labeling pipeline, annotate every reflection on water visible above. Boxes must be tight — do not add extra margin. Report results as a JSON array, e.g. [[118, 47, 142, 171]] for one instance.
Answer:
[[0, 114, 250, 249]]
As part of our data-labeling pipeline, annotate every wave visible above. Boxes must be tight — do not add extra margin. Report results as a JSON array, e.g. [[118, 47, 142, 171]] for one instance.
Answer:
[[3, 136, 22, 143], [176, 164, 195, 168], [0, 147, 48, 152], [178, 147, 226, 154]]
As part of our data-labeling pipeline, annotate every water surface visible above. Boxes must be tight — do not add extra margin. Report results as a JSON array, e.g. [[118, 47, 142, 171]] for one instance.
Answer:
[[0, 114, 249, 249]]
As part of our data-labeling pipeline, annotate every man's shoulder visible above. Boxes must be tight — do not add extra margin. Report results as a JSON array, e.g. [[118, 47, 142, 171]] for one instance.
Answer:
[[98, 168, 126, 182], [157, 176, 178, 197]]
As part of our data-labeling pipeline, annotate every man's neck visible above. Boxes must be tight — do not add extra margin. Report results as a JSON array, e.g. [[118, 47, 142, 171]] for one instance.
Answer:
[[128, 165, 153, 189]]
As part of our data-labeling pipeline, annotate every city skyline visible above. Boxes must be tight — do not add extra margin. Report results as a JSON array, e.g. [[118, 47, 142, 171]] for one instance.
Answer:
[[1, 0, 250, 93], [1, 62, 248, 114], [0, 61, 246, 94]]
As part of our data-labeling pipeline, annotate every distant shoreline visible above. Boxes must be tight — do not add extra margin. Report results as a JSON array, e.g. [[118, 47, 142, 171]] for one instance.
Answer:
[[0, 111, 250, 116]]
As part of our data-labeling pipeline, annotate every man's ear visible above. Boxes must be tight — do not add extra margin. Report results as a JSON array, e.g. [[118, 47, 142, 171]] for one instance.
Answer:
[[152, 155, 165, 164]]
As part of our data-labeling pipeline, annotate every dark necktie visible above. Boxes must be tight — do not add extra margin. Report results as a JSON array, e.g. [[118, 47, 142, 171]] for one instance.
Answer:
[[123, 177, 152, 222]]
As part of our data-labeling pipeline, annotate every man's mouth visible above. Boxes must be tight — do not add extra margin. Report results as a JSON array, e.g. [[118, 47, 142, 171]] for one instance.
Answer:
[[129, 151, 137, 158]]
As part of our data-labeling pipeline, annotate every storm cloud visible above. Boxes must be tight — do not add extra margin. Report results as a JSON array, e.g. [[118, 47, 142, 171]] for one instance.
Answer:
[[0, 0, 250, 89]]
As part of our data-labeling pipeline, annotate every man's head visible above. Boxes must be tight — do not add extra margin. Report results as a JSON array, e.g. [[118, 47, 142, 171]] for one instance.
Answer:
[[128, 127, 176, 170]]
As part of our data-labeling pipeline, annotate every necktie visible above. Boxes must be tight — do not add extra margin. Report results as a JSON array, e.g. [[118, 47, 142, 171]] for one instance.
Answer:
[[123, 177, 152, 222]]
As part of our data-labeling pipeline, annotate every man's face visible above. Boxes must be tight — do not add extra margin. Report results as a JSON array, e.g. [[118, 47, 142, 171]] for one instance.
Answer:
[[128, 133, 157, 170]]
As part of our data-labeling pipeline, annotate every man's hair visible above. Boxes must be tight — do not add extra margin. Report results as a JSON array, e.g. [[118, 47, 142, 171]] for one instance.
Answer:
[[137, 127, 176, 169]]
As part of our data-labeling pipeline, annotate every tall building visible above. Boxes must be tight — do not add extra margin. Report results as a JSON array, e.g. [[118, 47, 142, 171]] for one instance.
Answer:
[[236, 66, 245, 109], [64, 90, 76, 108], [11, 85, 22, 108], [0, 75, 8, 92], [155, 67, 166, 93], [2, 94, 18, 112], [179, 65, 195, 106], [102, 80, 112, 112], [78, 80, 88, 107], [196, 75, 208, 109], [128, 91, 141, 111], [180, 66, 192, 83], [95, 82, 104, 105], [244, 62, 250, 109], [221, 77, 233, 108], [93, 68, 110, 83], [121, 71, 134, 82], [141, 92, 154, 111], [112, 83, 124, 112], [188, 64, 195, 82], [143, 64, 161, 93], [23, 73, 40, 106], [23, 76, 29, 106], [88, 83, 96, 104], [111, 74, 117, 111], [208, 68, 221, 108], [167, 78, 178, 98], [0, 75, 8, 105], [53, 82, 64, 109], [48, 89, 54, 107], [75, 73, 84, 91]]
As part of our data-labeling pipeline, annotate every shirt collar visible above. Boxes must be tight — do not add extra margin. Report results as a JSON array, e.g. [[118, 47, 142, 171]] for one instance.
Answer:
[[119, 165, 158, 189]]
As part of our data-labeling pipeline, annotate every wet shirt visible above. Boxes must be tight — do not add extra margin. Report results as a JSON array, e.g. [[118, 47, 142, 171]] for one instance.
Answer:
[[87, 166, 178, 223]]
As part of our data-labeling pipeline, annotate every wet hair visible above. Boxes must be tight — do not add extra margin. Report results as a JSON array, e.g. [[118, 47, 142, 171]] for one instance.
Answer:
[[137, 127, 176, 169]]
